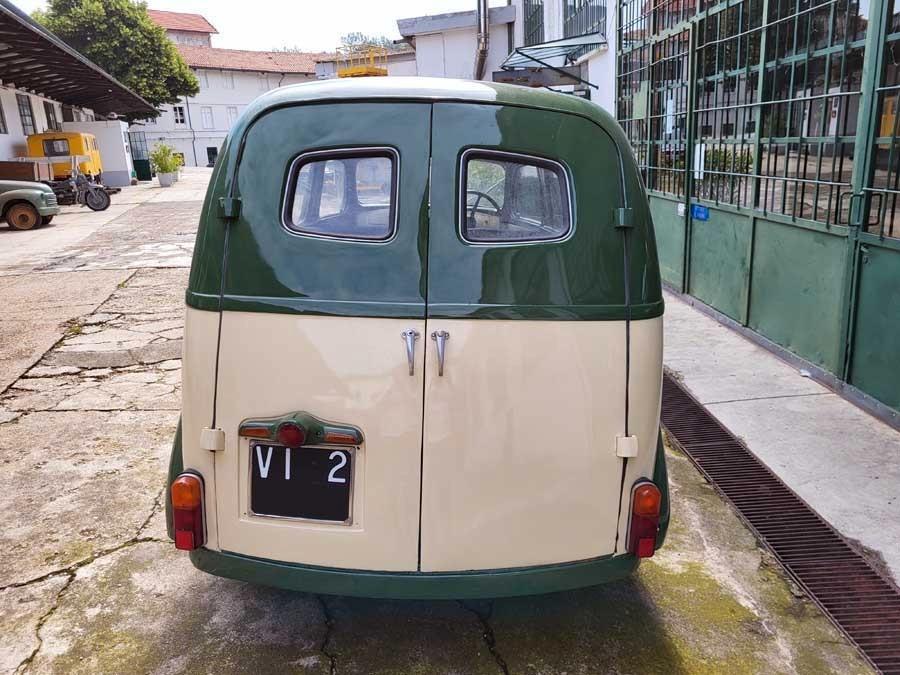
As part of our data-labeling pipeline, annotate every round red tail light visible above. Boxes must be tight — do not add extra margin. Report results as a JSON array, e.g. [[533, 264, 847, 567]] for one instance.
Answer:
[[276, 422, 306, 447]]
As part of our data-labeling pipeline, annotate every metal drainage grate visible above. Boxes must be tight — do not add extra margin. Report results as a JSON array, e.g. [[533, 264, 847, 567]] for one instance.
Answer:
[[660, 374, 900, 674]]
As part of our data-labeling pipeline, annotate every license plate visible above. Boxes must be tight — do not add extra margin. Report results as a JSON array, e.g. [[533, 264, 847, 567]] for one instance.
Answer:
[[250, 442, 353, 523]]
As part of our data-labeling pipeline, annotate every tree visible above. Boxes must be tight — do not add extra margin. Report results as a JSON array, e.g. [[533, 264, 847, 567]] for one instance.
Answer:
[[272, 33, 404, 53], [339, 32, 404, 51], [33, 0, 198, 118]]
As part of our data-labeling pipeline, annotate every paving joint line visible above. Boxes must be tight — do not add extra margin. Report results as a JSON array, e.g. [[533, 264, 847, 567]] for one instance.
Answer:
[[703, 392, 833, 405], [459, 600, 509, 675], [315, 595, 337, 674]]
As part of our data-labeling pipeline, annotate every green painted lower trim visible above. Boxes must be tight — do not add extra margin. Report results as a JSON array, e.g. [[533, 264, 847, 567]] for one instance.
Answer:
[[653, 432, 670, 549], [185, 292, 664, 321], [189, 549, 639, 599], [165, 418, 183, 541]]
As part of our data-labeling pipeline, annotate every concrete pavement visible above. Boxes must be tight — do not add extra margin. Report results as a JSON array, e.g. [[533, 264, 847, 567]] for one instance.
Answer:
[[664, 293, 900, 583], [0, 171, 875, 674]]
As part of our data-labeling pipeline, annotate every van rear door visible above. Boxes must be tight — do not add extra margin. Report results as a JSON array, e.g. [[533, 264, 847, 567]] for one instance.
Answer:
[[212, 103, 431, 571], [419, 102, 631, 572]]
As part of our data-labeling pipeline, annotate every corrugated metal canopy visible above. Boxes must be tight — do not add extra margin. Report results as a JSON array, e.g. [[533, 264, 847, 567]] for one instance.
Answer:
[[501, 32, 607, 69], [0, 0, 155, 116]]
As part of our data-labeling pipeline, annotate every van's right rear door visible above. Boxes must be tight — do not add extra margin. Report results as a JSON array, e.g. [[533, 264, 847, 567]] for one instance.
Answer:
[[419, 102, 643, 572]]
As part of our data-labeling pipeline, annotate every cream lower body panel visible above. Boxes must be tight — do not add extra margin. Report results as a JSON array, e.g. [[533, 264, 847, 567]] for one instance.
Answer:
[[419, 316, 663, 572], [181, 307, 663, 574]]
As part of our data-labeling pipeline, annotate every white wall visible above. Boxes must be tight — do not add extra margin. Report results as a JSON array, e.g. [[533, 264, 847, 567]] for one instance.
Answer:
[[413, 22, 510, 80], [166, 30, 212, 47], [62, 120, 134, 187], [132, 67, 315, 166], [0, 86, 93, 161]]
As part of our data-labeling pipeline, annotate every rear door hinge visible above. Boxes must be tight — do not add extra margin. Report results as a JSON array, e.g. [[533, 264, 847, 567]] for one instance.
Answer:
[[200, 427, 225, 452], [614, 207, 634, 229], [616, 435, 639, 458], [218, 196, 241, 220]]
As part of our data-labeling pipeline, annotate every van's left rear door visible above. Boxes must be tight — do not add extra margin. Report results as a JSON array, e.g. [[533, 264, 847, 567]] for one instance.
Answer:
[[212, 102, 431, 571]]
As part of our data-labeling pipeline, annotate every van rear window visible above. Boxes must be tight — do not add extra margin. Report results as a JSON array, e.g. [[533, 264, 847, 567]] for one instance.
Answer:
[[461, 151, 571, 243], [284, 149, 397, 241]]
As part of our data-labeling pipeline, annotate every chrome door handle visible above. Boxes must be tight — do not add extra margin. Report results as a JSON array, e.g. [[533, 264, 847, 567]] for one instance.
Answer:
[[431, 330, 450, 376], [401, 329, 420, 376]]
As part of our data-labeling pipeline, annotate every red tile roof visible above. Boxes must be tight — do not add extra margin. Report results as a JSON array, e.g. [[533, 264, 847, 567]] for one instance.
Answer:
[[175, 44, 332, 75], [147, 9, 218, 34]]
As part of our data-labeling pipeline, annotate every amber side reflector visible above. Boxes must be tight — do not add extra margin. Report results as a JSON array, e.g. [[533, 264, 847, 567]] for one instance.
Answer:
[[628, 481, 661, 559], [239, 426, 271, 439], [322, 430, 359, 445], [171, 473, 205, 551]]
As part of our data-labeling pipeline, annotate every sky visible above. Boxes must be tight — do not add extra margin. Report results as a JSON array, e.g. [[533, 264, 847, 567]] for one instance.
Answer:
[[15, 0, 507, 52]]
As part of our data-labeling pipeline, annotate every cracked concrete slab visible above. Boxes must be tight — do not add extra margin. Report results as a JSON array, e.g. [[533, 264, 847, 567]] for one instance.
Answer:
[[324, 597, 498, 674], [27, 543, 329, 675], [0, 575, 69, 673], [0, 270, 132, 392], [0, 410, 176, 587]]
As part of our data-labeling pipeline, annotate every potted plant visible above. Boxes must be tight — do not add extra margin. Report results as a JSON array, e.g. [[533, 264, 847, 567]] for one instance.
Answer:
[[174, 153, 185, 181], [150, 143, 179, 187]]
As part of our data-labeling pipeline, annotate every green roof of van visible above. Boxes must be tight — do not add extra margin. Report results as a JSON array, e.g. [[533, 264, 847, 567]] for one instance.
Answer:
[[241, 76, 618, 129]]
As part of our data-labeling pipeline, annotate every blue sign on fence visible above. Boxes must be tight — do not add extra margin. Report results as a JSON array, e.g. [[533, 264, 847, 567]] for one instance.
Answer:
[[691, 204, 710, 221]]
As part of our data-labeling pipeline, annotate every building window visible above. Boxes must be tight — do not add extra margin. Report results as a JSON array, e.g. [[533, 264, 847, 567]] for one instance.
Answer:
[[173, 105, 186, 125], [222, 71, 235, 89], [16, 94, 35, 136], [564, 0, 607, 38], [42, 101, 61, 131], [258, 73, 269, 91], [196, 70, 208, 88], [524, 0, 544, 46], [200, 106, 214, 129], [226, 106, 239, 126], [0, 104, 7, 134]]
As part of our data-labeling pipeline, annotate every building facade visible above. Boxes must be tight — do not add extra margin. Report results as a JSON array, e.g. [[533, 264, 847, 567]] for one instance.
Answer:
[[137, 11, 326, 167], [397, 6, 516, 82], [615, 0, 900, 420], [507, 0, 615, 111], [393, 1, 615, 113], [0, 0, 151, 168]]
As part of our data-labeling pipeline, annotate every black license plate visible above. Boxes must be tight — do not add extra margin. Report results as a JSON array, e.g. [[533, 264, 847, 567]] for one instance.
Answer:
[[250, 443, 352, 522]]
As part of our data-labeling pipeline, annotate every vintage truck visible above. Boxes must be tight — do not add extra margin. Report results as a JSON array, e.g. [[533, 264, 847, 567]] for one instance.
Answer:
[[0, 179, 60, 230]]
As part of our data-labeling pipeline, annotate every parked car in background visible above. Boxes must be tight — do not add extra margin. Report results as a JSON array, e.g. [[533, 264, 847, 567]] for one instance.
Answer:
[[0, 180, 60, 230]]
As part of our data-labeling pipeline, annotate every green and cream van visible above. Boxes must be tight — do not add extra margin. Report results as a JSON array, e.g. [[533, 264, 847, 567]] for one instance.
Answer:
[[166, 77, 668, 599]]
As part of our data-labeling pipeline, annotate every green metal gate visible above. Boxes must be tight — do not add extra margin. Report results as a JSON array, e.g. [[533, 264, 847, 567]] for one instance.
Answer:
[[617, 0, 900, 418]]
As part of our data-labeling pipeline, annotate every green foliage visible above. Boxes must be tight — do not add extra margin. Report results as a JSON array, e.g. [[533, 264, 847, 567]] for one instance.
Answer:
[[704, 147, 753, 175], [149, 143, 179, 174], [340, 32, 404, 51], [33, 0, 198, 118]]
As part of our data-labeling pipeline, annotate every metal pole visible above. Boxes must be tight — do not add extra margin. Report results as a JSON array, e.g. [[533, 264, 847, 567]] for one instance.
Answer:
[[837, 0, 889, 380]]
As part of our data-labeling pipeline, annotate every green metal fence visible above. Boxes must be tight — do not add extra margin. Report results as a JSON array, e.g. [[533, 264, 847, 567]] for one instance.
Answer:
[[617, 0, 900, 419]]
